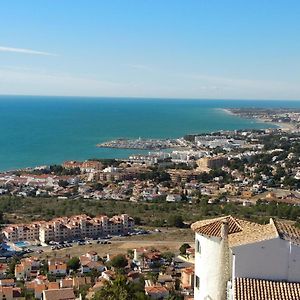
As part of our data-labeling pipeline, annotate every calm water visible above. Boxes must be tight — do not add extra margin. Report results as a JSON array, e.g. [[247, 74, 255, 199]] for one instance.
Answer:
[[1, 96, 300, 171]]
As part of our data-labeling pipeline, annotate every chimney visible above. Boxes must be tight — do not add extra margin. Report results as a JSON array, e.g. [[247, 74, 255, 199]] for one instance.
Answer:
[[133, 249, 138, 261], [221, 219, 229, 240], [219, 219, 230, 300]]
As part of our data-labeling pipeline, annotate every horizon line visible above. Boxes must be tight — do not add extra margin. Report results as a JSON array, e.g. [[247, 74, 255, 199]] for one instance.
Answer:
[[0, 94, 300, 102]]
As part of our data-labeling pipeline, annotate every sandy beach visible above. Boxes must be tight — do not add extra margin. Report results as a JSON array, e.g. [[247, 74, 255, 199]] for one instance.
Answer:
[[218, 108, 235, 115], [221, 108, 298, 132], [260, 119, 297, 132]]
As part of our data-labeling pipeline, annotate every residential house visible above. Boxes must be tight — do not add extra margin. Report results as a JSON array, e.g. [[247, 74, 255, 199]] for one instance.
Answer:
[[166, 194, 182, 202], [145, 285, 169, 299], [72, 277, 91, 289], [0, 286, 23, 300], [48, 260, 67, 276], [42, 288, 76, 300], [0, 264, 8, 279], [0, 279, 15, 287], [60, 279, 73, 289], [191, 215, 300, 300], [15, 258, 40, 281], [181, 267, 194, 290]]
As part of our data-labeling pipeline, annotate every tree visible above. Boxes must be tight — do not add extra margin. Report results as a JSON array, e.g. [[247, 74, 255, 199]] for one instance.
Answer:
[[146, 272, 158, 284], [0, 211, 4, 224], [93, 183, 103, 191], [92, 275, 150, 300], [67, 257, 80, 271], [139, 253, 147, 269], [127, 249, 134, 260], [179, 243, 191, 256], [39, 260, 48, 275], [110, 254, 128, 270], [8, 257, 19, 278], [134, 216, 142, 225], [167, 215, 184, 228], [58, 180, 69, 188], [166, 293, 184, 300], [76, 284, 90, 299], [162, 252, 175, 264]]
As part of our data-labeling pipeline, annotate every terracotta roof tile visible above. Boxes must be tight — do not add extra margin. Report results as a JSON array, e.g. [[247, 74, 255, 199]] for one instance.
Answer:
[[47, 282, 60, 290], [273, 220, 300, 246], [0, 279, 14, 285], [235, 277, 300, 300], [191, 216, 300, 247], [191, 216, 242, 237], [182, 267, 194, 275], [43, 288, 75, 300], [35, 284, 46, 293], [145, 285, 169, 294], [60, 279, 73, 288]]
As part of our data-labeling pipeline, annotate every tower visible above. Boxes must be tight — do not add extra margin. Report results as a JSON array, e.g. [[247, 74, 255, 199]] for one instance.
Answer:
[[192, 216, 233, 300]]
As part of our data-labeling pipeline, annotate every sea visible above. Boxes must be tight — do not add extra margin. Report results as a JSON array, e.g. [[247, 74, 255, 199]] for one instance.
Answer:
[[1, 95, 300, 171]]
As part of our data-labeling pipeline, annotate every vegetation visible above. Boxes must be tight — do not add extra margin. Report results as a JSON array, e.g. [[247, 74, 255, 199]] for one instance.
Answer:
[[0, 194, 299, 228], [27, 165, 81, 176], [109, 254, 128, 270], [161, 252, 175, 264], [92, 275, 150, 300], [67, 257, 80, 271], [197, 169, 233, 183], [167, 215, 184, 228], [88, 158, 121, 167], [179, 243, 191, 255], [137, 169, 171, 183]]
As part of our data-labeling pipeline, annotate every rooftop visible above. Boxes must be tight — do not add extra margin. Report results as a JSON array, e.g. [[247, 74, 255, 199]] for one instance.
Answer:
[[43, 288, 75, 300], [191, 215, 300, 247], [145, 285, 169, 294], [235, 277, 300, 300]]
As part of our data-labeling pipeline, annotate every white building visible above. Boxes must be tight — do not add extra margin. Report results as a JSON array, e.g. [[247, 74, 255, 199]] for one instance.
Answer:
[[166, 194, 182, 202], [191, 215, 300, 300], [195, 136, 245, 149], [3, 214, 134, 243]]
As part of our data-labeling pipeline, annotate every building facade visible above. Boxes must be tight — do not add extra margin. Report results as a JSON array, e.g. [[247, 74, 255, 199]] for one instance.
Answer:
[[197, 156, 228, 171], [191, 215, 300, 300], [3, 214, 134, 243]]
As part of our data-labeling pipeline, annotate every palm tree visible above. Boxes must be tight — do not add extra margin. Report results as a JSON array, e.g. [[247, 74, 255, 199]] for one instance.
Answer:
[[93, 276, 129, 300], [92, 275, 150, 300]]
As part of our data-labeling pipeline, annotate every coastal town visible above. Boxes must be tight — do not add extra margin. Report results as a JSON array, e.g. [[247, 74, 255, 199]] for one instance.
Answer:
[[97, 138, 185, 150], [1, 109, 300, 299]]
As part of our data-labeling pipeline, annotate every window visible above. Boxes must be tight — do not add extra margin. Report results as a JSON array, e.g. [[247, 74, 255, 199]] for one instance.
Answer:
[[195, 275, 200, 289], [196, 239, 201, 254]]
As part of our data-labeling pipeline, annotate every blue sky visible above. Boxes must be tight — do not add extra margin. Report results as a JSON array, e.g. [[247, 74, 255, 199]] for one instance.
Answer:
[[0, 0, 299, 99]]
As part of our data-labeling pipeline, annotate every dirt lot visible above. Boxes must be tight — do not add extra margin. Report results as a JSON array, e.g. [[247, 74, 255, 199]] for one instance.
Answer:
[[39, 228, 194, 260]]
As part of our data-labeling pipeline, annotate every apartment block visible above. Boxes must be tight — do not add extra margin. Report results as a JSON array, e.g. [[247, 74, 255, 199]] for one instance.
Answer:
[[3, 214, 134, 243]]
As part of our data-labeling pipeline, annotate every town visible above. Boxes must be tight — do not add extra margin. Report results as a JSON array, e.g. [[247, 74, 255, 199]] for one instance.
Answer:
[[1, 114, 300, 299], [97, 138, 185, 150], [228, 107, 300, 131]]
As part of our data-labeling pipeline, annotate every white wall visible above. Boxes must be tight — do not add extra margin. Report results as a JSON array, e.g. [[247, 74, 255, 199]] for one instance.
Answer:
[[194, 234, 300, 300], [232, 237, 300, 282], [195, 233, 227, 300], [288, 243, 300, 282]]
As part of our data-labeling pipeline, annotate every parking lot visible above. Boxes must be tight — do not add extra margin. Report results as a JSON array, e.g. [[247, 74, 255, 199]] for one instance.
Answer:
[[32, 228, 194, 259], [16, 228, 153, 256]]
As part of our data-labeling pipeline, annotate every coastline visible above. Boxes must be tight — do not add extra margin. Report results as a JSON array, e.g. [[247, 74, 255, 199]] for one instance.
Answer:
[[1, 99, 298, 171], [258, 119, 296, 132], [221, 108, 297, 132], [218, 108, 235, 116]]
